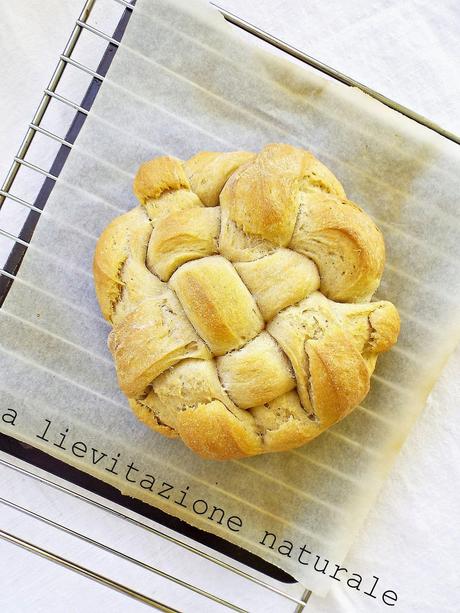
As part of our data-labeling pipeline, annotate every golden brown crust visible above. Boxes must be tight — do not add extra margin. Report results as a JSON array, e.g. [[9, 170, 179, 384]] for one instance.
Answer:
[[304, 324, 370, 428], [129, 397, 179, 439], [147, 206, 220, 281], [216, 332, 296, 409], [93, 207, 151, 322], [267, 292, 368, 417], [219, 144, 346, 246], [93, 144, 400, 460], [143, 189, 203, 225], [250, 391, 322, 452], [176, 400, 263, 460], [367, 302, 401, 352], [290, 193, 385, 302], [234, 249, 320, 321], [220, 144, 305, 245], [93, 226, 126, 323], [133, 156, 190, 205], [169, 256, 264, 356], [183, 151, 255, 206], [108, 296, 210, 397]]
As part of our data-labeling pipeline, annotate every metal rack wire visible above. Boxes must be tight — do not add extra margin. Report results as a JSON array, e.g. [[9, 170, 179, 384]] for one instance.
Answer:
[[0, 0, 314, 609], [1, 0, 458, 610], [0, 453, 310, 611]]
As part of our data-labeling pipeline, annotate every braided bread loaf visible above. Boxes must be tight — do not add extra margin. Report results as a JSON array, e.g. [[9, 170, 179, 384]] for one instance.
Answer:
[[94, 144, 400, 460]]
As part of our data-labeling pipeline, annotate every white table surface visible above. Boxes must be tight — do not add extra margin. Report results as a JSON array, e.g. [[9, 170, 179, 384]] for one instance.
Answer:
[[0, 1, 459, 611]]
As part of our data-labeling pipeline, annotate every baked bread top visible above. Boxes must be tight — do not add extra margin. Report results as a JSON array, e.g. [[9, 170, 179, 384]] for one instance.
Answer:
[[94, 143, 400, 460]]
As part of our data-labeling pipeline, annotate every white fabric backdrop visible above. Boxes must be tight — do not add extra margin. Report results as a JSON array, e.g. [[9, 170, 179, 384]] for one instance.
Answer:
[[0, 0, 459, 611]]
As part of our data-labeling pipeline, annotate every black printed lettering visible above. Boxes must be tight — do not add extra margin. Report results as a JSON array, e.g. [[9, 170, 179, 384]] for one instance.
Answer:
[[53, 428, 69, 450], [382, 590, 397, 606], [298, 545, 311, 566], [347, 573, 363, 591], [364, 576, 379, 599], [259, 530, 277, 549], [226, 515, 242, 532], [125, 462, 139, 483], [91, 448, 107, 465], [36, 418, 52, 442], [208, 506, 224, 525], [192, 499, 208, 515], [278, 540, 293, 557], [313, 556, 330, 574], [329, 564, 348, 582], [71, 441, 87, 458], [105, 453, 120, 475], [158, 481, 173, 500], [174, 486, 190, 508], [139, 474, 156, 491], [1, 408, 17, 426]]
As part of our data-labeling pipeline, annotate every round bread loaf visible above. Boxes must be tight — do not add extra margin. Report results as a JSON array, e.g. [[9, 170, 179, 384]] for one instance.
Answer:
[[94, 144, 400, 460]]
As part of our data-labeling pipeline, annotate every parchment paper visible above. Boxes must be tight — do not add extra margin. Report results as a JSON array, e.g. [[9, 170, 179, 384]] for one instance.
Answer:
[[1, 0, 460, 595]]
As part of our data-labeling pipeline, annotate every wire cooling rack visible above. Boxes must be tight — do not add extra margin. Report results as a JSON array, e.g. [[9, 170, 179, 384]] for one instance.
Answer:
[[1, 0, 458, 610], [0, 0, 310, 609]]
